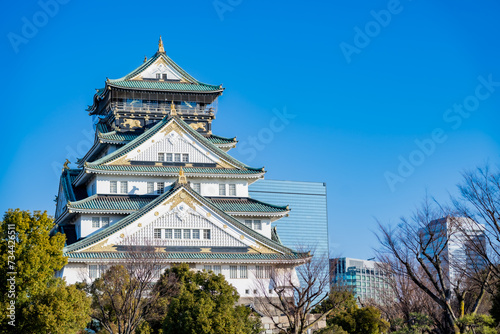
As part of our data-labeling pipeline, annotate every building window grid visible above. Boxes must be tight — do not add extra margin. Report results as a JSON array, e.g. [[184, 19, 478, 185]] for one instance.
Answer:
[[240, 265, 248, 279], [219, 184, 226, 196], [110, 181, 117, 194], [147, 182, 154, 193], [101, 217, 110, 227], [158, 153, 165, 161], [151, 228, 208, 240], [192, 183, 201, 193], [230, 265, 238, 279], [120, 181, 128, 194], [228, 184, 236, 196], [157, 182, 165, 194], [92, 217, 100, 228]]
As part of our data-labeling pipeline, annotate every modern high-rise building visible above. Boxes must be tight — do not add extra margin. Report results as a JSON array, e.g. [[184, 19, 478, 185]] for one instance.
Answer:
[[330, 257, 392, 304], [51, 38, 310, 299], [421, 216, 486, 284], [248, 180, 329, 258]]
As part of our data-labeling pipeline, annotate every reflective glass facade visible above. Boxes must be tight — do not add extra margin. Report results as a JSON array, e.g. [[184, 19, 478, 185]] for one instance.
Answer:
[[248, 179, 329, 260]]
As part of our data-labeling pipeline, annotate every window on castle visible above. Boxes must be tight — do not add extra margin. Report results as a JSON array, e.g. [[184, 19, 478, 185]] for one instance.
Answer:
[[213, 265, 221, 275], [183, 229, 191, 239], [229, 184, 236, 196], [240, 265, 248, 279], [154, 229, 162, 239], [120, 181, 128, 194], [182, 154, 189, 162], [166, 153, 173, 162], [219, 184, 226, 196], [256, 266, 264, 279], [174, 153, 181, 162], [230, 265, 237, 279], [174, 229, 182, 239], [101, 217, 110, 227], [165, 229, 172, 239], [147, 182, 154, 193], [244, 220, 252, 228], [203, 229, 211, 239], [110, 181, 117, 194], [157, 182, 164, 194], [154, 265, 162, 279], [158, 153, 165, 162], [89, 265, 99, 279], [92, 217, 100, 228], [192, 183, 201, 193], [192, 229, 200, 239], [204, 265, 212, 272], [254, 220, 262, 230]]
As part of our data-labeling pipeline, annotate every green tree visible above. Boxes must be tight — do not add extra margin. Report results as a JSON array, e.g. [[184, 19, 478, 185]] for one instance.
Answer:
[[327, 305, 389, 334], [455, 314, 496, 334], [0, 209, 90, 333], [20, 278, 91, 334], [161, 264, 261, 334]]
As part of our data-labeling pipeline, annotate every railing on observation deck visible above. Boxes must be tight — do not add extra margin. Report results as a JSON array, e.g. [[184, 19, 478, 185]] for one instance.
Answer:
[[112, 101, 216, 115]]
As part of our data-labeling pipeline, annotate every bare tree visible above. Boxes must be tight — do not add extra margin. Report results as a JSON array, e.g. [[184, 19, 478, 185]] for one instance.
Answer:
[[452, 165, 500, 279], [253, 253, 343, 334], [376, 197, 491, 334], [85, 244, 177, 334]]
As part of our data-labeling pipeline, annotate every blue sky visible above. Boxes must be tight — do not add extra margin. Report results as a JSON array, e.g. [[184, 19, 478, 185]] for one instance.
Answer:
[[1, 0, 499, 260]]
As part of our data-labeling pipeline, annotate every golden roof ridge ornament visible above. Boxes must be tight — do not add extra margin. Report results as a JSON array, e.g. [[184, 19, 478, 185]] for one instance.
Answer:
[[143, 55, 147, 63], [170, 100, 177, 116], [158, 36, 165, 53], [178, 167, 187, 185]]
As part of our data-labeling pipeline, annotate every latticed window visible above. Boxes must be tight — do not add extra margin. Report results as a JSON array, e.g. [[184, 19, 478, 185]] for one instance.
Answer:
[[256, 266, 264, 279], [89, 265, 99, 279], [213, 265, 221, 275], [240, 265, 248, 279], [120, 181, 128, 194], [174, 229, 182, 239], [157, 182, 164, 194], [192, 183, 201, 193], [192, 229, 200, 239], [101, 217, 110, 227], [165, 229, 172, 239], [110, 181, 117, 194], [147, 182, 154, 193], [158, 153, 165, 161], [92, 217, 100, 228], [204, 265, 212, 272], [230, 265, 237, 279], [244, 220, 252, 228], [182, 154, 189, 162], [219, 184, 226, 196], [174, 153, 181, 162], [154, 229, 162, 239], [183, 229, 191, 239], [166, 153, 173, 162], [203, 229, 211, 239], [254, 220, 262, 230], [229, 184, 236, 196]]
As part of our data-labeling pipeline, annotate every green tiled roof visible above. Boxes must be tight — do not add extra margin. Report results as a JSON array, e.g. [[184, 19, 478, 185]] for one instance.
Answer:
[[207, 134, 237, 145], [207, 198, 288, 213], [66, 251, 306, 261], [87, 116, 262, 173], [66, 195, 287, 214], [68, 195, 152, 212], [87, 165, 263, 176], [108, 80, 221, 92], [107, 51, 223, 93]]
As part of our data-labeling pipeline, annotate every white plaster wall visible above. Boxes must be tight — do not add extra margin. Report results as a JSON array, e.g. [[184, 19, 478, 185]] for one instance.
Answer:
[[200, 179, 248, 197], [95, 176, 249, 197], [96, 175, 176, 195], [62, 263, 88, 285], [237, 218, 272, 239], [78, 214, 127, 239]]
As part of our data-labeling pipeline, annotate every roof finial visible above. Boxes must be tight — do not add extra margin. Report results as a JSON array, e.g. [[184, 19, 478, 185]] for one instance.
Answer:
[[178, 167, 187, 185], [144, 55, 147, 63], [158, 36, 165, 53], [170, 100, 177, 116]]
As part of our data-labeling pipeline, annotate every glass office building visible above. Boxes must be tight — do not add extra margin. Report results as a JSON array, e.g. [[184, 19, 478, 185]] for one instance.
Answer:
[[248, 179, 329, 261], [331, 257, 392, 304]]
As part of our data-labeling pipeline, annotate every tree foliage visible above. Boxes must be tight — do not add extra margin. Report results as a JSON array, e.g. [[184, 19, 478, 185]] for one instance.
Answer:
[[0, 209, 90, 333], [161, 264, 261, 334]]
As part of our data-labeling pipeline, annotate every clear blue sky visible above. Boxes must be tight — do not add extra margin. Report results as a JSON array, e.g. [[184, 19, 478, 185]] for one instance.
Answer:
[[1, 0, 499, 260]]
